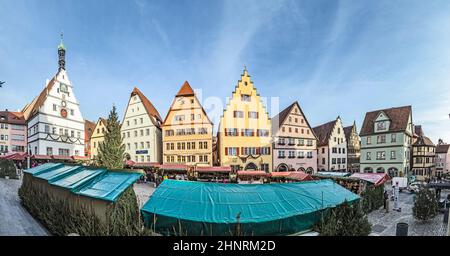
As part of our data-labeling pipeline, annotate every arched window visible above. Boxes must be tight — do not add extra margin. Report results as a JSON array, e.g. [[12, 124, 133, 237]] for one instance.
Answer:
[[364, 167, 373, 173]]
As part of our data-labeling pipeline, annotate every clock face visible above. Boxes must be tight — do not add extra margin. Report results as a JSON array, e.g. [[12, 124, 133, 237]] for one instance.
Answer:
[[60, 108, 67, 118], [60, 83, 68, 93]]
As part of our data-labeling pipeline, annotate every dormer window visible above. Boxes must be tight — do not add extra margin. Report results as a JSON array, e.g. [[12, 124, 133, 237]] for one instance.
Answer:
[[377, 122, 386, 131]]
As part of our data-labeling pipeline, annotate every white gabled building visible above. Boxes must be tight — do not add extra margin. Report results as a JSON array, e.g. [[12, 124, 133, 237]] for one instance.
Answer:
[[121, 87, 163, 164], [22, 37, 85, 157]]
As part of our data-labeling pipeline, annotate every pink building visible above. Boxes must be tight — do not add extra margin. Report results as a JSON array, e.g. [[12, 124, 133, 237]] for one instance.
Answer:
[[272, 102, 318, 173], [0, 110, 27, 156], [436, 143, 450, 177]]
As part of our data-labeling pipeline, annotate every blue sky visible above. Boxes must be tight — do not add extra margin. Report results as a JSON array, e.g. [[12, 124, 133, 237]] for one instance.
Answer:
[[1, 0, 449, 142]]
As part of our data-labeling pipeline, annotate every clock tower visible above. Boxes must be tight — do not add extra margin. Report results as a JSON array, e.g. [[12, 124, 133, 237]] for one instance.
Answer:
[[22, 36, 86, 158]]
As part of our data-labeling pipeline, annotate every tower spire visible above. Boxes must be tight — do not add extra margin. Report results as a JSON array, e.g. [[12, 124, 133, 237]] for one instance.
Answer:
[[58, 32, 66, 71]]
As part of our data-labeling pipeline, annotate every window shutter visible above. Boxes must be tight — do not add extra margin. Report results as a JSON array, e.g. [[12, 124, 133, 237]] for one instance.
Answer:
[[256, 147, 260, 155], [252, 130, 255, 136], [237, 147, 240, 156], [267, 147, 270, 154], [241, 147, 244, 155], [225, 147, 228, 155], [224, 128, 228, 136], [241, 130, 244, 136]]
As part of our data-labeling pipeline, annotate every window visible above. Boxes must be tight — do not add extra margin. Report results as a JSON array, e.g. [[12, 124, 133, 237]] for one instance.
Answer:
[[332, 147, 337, 153], [45, 125, 50, 133], [146, 129, 150, 135], [134, 142, 138, 149], [391, 134, 397, 143], [322, 158, 325, 164], [53, 104, 57, 111], [332, 158, 336, 164], [127, 143, 130, 150], [127, 131, 130, 138], [342, 148, 345, 154], [71, 131, 74, 137], [146, 142, 150, 148], [278, 151, 285, 158], [288, 138, 295, 145], [127, 121, 129, 126], [367, 152, 371, 160], [307, 140, 313, 146], [376, 151, 386, 160], [165, 130, 174, 136], [77, 132, 81, 138], [338, 148, 341, 154], [248, 111, 258, 119], [233, 111, 244, 118], [288, 151, 295, 158], [295, 118, 298, 123], [58, 148, 70, 156], [298, 139, 304, 146], [367, 137, 372, 145], [391, 151, 396, 159], [198, 128, 208, 134], [376, 122, 386, 131], [225, 128, 238, 136], [242, 129, 254, 137], [337, 128, 340, 134], [278, 137, 286, 145], [257, 129, 269, 137], [377, 135, 386, 144], [134, 119, 137, 125], [307, 151, 313, 158], [46, 147, 53, 156], [175, 115, 185, 122], [243, 147, 257, 155], [322, 148, 325, 154], [342, 158, 346, 164], [70, 109, 74, 116], [298, 151, 304, 158], [140, 129, 144, 136], [134, 131, 138, 137], [140, 118, 143, 124], [241, 94, 251, 102], [227, 147, 237, 156], [260, 147, 270, 155]]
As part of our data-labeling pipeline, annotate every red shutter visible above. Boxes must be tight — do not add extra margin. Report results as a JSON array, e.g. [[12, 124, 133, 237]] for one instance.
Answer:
[[252, 130, 255, 136], [224, 128, 228, 136], [225, 147, 228, 155], [267, 147, 270, 154], [241, 147, 245, 155], [237, 147, 240, 156], [256, 147, 260, 155], [241, 130, 244, 136]]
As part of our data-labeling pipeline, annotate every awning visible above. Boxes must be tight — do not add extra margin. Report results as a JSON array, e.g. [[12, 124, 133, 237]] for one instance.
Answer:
[[52, 155, 73, 160], [196, 166, 232, 173], [271, 171, 313, 181], [237, 170, 268, 176], [32, 155, 52, 160], [72, 156, 89, 161], [157, 164, 189, 172], [316, 171, 351, 177], [1, 152, 28, 161], [350, 173, 390, 186]]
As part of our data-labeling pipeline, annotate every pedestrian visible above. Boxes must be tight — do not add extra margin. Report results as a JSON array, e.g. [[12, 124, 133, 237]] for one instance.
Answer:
[[384, 190, 389, 209]]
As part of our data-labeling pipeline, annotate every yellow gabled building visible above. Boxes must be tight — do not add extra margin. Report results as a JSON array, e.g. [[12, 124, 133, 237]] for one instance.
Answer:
[[90, 117, 107, 160], [217, 68, 272, 172], [162, 81, 213, 166]]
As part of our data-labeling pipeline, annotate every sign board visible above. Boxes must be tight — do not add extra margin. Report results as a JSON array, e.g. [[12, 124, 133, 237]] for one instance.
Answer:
[[136, 150, 148, 155]]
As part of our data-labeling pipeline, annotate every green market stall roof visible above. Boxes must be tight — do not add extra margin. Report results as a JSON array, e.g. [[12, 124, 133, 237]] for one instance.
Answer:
[[24, 163, 142, 202], [141, 179, 359, 235]]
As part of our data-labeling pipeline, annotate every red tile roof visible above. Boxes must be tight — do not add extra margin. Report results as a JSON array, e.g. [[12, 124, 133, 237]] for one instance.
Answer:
[[436, 144, 450, 153], [176, 81, 195, 97], [0, 111, 26, 125], [131, 87, 162, 126], [360, 106, 412, 136], [313, 119, 338, 146], [272, 101, 318, 140]]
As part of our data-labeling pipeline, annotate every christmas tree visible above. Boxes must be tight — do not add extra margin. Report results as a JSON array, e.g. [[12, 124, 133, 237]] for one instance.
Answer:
[[97, 105, 125, 169], [413, 188, 438, 221], [317, 201, 372, 236]]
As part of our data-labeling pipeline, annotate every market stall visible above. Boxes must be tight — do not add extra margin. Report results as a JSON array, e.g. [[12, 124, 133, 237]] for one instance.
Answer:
[[270, 171, 313, 182], [195, 166, 232, 182], [141, 179, 359, 236], [237, 170, 269, 184]]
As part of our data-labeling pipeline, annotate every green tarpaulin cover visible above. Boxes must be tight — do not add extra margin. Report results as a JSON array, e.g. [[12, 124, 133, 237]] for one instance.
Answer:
[[141, 179, 359, 236], [24, 164, 141, 202]]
